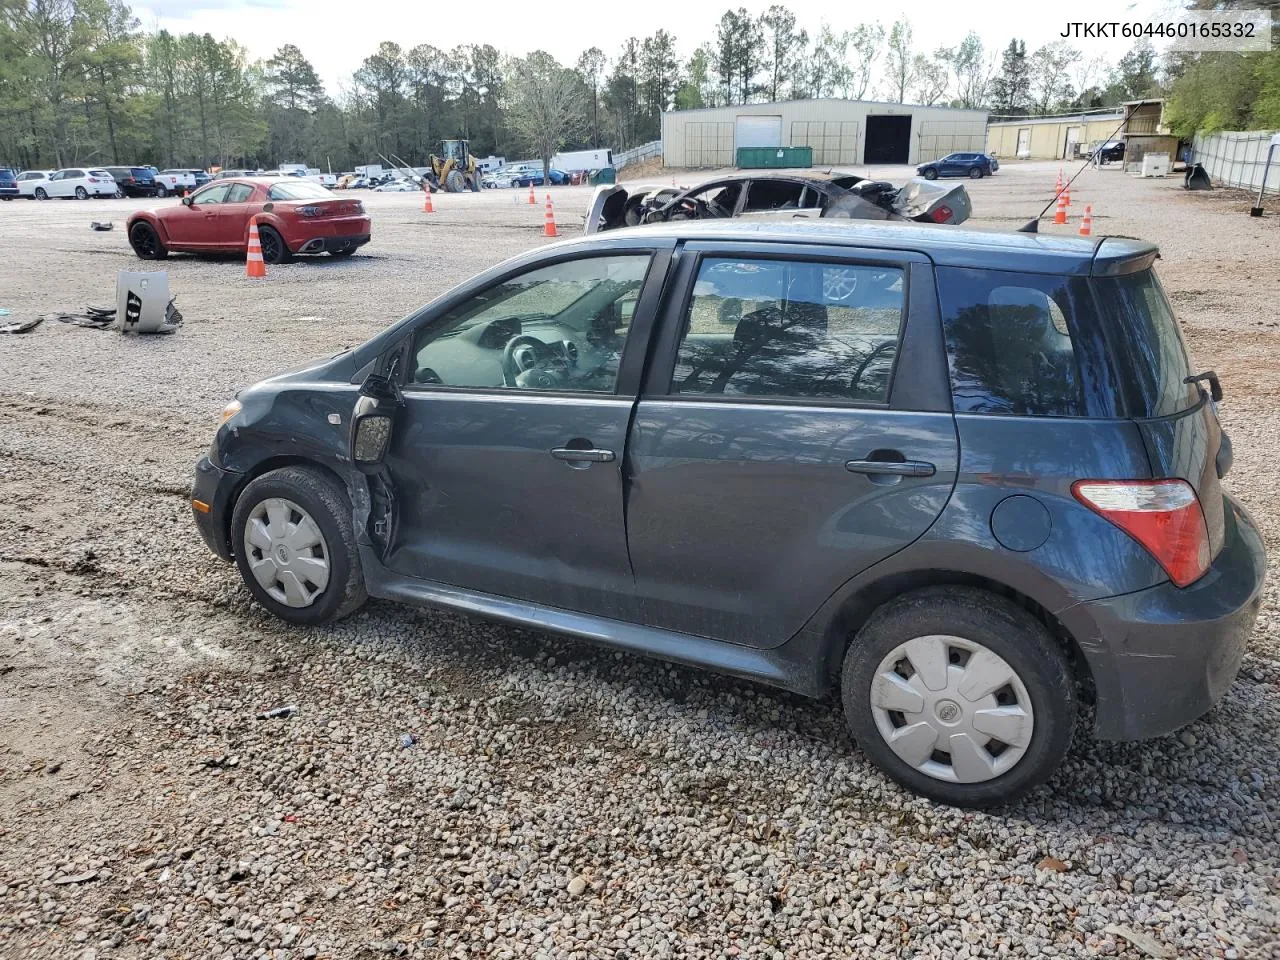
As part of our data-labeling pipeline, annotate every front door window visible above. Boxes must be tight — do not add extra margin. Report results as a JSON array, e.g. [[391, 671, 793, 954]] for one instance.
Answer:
[[410, 255, 652, 393]]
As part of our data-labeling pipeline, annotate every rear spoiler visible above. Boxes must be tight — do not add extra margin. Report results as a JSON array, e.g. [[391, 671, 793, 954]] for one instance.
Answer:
[[1091, 237, 1159, 277]]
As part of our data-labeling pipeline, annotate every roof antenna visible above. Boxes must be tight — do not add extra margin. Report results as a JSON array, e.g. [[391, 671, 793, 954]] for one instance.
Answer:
[[1016, 113, 1129, 233]]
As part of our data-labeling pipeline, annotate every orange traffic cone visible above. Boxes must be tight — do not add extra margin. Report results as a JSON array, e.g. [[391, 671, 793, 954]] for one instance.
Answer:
[[1055, 169, 1064, 197], [245, 217, 266, 278], [423, 188, 433, 213], [1053, 193, 1068, 224], [528, 181, 536, 205], [1062, 186, 1071, 207], [1079, 203, 1094, 237], [542, 193, 558, 237]]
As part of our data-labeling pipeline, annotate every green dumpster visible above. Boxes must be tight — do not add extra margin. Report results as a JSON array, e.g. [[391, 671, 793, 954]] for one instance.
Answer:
[[589, 167, 617, 185], [736, 146, 813, 169]]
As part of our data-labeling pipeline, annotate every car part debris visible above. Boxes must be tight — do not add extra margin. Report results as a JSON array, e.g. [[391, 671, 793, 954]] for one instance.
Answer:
[[0, 315, 43, 334], [117, 271, 182, 334], [90, 221, 114, 231], [53, 870, 99, 886], [399, 732, 417, 748], [1184, 163, 1212, 191], [257, 705, 297, 720]]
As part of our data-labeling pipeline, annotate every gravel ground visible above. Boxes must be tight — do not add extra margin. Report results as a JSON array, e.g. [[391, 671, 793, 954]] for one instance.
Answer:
[[1, 163, 1278, 960]]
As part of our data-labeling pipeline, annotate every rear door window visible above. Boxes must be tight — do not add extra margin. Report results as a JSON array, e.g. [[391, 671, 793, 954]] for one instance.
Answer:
[[937, 266, 1109, 417], [671, 257, 905, 403], [1093, 269, 1198, 417]]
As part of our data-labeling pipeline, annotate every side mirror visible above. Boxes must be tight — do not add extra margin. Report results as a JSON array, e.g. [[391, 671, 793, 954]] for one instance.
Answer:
[[182, 196, 193, 206], [349, 373, 403, 464]]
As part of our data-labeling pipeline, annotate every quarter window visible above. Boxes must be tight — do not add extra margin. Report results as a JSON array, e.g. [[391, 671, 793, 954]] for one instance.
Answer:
[[410, 255, 651, 393], [671, 257, 905, 403]]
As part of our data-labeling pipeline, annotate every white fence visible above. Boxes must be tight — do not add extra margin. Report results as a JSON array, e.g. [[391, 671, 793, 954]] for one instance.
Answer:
[[1192, 130, 1280, 192], [614, 139, 662, 170]]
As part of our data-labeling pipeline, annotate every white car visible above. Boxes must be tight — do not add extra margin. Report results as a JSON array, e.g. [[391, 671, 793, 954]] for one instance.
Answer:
[[39, 168, 117, 199], [15, 170, 53, 198], [373, 179, 418, 192]]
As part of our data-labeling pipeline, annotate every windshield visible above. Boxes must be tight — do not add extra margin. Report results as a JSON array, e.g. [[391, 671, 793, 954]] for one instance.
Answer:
[[1093, 268, 1199, 418], [267, 180, 333, 201]]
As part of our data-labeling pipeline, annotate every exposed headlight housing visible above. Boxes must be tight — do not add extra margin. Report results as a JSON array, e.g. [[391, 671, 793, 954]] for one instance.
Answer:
[[220, 399, 242, 424]]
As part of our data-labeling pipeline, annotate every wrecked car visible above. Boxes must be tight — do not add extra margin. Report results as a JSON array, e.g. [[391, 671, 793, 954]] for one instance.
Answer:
[[584, 171, 972, 234]]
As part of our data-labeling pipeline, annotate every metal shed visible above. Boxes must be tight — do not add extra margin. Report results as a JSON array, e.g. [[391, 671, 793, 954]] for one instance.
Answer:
[[986, 110, 1125, 161], [660, 99, 989, 169]]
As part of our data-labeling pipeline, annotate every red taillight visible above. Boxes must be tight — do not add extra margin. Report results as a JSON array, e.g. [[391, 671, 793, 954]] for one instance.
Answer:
[[1072, 479, 1211, 587], [928, 205, 954, 223], [88, 177, 99, 183]]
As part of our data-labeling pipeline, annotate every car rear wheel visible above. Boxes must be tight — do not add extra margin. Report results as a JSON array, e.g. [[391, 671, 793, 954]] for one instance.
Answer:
[[257, 225, 291, 264], [968, 167, 984, 179], [128, 221, 168, 260], [75, 186, 88, 199], [841, 586, 1076, 808], [922, 168, 938, 180], [156, 184, 168, 198], [231, 466, 366, 625], [34, 187, 47, 200]]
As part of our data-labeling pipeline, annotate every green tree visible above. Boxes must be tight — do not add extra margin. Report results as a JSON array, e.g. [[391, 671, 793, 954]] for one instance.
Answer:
[[990, 39, 1030, 114], [639, 30, 678, 141], [1029, 41, 1080, 114], [504, 50, 585, 183], [575, 47, 606, 147], [760, 4, 804, 102], [880, 19, 917, 103], [938, 33, 990, 109]]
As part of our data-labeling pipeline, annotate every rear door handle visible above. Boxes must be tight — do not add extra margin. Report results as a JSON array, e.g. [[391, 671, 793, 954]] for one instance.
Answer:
[[845, 459, 935, 477], [551, 447, 615, 463]]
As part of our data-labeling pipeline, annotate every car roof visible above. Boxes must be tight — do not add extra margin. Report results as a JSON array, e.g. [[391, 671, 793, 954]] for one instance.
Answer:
[[561, 220, 1158, 276]]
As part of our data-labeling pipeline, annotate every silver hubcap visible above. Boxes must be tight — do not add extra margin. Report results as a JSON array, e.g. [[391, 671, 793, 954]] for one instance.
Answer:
[[869, 635, 1034, 784], [243, 498, 330, 608]]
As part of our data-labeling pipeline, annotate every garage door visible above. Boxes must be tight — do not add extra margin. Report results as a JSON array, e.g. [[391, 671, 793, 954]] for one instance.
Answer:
[[735, 115, 783, 149]]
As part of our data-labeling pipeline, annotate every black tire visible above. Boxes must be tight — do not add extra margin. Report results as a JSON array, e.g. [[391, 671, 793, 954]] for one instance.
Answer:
[[156, 184, 168, 198], [231, 466, 367, 626], [75, 185, 88, 199], [34, 187, 47, 200], [841, 586, 1076, 808], [257, 225, 291, 264], [922, 168, 938, 180], [1, 196, 9, 201], [969, 167, 984, 179], [445, 170, 465, 193], [129, 221, 169, 260]]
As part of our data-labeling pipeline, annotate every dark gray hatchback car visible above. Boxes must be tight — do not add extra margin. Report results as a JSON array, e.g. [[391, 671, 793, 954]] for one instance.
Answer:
[[192, 221, 1265, 807]]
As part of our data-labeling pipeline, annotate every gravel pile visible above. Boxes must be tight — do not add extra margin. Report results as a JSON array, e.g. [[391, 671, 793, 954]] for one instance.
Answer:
[[1, 165, 1278, 959]]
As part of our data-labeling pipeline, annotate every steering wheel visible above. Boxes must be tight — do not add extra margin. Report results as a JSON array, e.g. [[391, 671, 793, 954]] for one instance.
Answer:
[[501, 334, 565, 389]]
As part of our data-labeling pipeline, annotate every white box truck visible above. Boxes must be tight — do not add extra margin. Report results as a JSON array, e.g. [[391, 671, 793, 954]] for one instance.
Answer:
[[550, 149, 613, 172], [355, 164, 383, 179]]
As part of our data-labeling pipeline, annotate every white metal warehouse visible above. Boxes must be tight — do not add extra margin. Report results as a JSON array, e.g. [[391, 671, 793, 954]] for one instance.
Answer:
[[660, 98, 989, 169]]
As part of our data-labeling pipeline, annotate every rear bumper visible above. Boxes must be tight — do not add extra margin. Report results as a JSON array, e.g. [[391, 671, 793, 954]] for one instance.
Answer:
[[1066, 494, 1266, 740], [191, 455, 242, 562], [294, 233, 371, 254]]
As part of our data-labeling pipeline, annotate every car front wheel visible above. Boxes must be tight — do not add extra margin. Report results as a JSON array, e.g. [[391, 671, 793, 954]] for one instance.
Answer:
[[128, 221, 169, 260], [922, 168, 938, 180], [231, 466, 367, 625], [841, 586, 1076, 808]]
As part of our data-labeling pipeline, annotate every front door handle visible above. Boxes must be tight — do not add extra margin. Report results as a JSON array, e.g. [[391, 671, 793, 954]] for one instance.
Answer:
[[845, 458, 935, 478], [551, 447, 615, 463]]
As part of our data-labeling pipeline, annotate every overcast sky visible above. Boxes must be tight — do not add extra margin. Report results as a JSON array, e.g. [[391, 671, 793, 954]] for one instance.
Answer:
[[132, 0, 1180, 96]]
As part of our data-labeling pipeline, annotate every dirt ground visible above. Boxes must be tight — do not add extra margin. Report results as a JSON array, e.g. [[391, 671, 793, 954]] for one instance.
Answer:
[[1, 163, 1278, 959]]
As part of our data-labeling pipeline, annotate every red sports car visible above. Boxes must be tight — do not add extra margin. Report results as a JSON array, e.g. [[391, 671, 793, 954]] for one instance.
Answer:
[[126, 177, 371, 263]]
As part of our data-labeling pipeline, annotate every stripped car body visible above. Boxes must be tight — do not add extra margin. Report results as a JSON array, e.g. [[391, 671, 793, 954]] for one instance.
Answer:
[[585, 171, 972, 235]]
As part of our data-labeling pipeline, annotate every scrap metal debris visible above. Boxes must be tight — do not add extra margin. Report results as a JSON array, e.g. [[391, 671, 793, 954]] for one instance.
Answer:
[[0, 315, 43, 334], [90, 221, 114, 231]]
